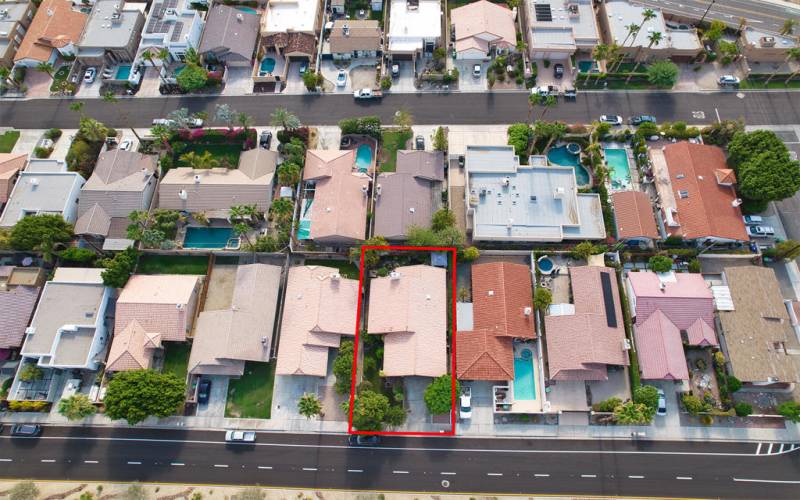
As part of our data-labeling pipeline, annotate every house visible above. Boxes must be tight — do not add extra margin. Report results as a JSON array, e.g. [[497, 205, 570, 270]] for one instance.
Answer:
[[188, 264, 281, 377], [0, 159, 85, 228], [598, 1, 702, 61], [717, 266, 800, 388], [106, 274, 202, 373], [387, 0, 441, 60], [13, 0, 88, 68], [134, 0, 204, 66], [545, 266, 628, 381], [74, 149, 158, 248], [76, 1, 146, 68], [157, 148, 277, 213], [367, 265, 447, 378], [374, 150, 444, 240], [198, 4, 259, 67], [256, 0, 320, 83], [738, 27, 800, 63], [9, 268, 110, 402], [327, 20, 382, 60], [275, 265, 359, 377], [451, 0, 516, 60], [524, 0, 599, 61], [611, 190, 660, 245], [650, 142, 748, 243], [0, 1, 36, 69], [0, 266, 45, 356], [626, 271, 717, 381], [0, 153, 27, 208], [299, 149, 369, 245], [465, 145, 605, 242]]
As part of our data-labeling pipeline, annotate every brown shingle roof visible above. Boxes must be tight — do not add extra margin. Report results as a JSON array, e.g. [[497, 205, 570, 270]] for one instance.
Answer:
[[329, 20, 381, 54], [612, 190, 659, 240], [262, 31, 316, 57]]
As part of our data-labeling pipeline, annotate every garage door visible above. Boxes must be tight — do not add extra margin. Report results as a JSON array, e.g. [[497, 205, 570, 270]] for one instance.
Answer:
[[532, 52, 569, 60]]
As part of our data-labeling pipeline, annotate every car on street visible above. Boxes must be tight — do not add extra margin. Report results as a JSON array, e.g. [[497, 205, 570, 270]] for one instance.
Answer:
[[473, 64, 481, 78], [11, 424, 42, 437], [260, 130, 272, 149], [83, 67, 97, 84], [225, 430, 256, 443], [119, 139, 132, 151], [415, 135, 425, 150], [553, 63, 564, 79], [656, 389, 667, 417], [629, 115, 657, 125], [152, 118, 176, 127], [460, 386, 472, 420], [336, 70, 347, 87], [743, 215, 763, 225], [599, 115, 623, 126], [747, 225, 775, 237], [197, 379, 211, 404], [348, 435, 381, 446], [718, 75, 740, 87], [187, 118, 204, 128], [353, 88, 382, 99]]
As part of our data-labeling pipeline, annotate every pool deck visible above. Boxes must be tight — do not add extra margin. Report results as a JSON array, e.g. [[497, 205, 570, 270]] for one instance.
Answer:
[[508, 342, 543, 414], [341, 135, 377, 174]]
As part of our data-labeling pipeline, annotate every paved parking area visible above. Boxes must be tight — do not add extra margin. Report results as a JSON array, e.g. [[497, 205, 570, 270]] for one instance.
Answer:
[[388, 60, 416, 93], [456, 381, 494, 435], [136, 67, 162, 97], [49, 130, 77, 161], [75, 78, 103, 98], [448, 124, 509, 156], [22, 71, 52, 98], [283, 62, 307, 94], [454, 60, 487, 91], [222, 67, 254, 96], [196, 375, 230, 418], [11, 129, 45, 155]]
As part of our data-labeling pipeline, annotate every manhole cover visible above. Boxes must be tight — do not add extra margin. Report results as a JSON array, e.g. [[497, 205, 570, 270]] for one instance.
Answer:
[[441, 480, 450, 488]]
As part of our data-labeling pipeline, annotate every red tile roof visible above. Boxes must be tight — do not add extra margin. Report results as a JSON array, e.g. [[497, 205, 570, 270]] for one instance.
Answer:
[[456, 328, 514, 380], [662, 142, 748, 241], [634, 310, 690, 380], [612, 190, 659, 240]]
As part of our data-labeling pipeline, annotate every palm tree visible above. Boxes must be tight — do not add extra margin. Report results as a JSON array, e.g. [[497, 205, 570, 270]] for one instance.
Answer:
[[141, 49, 155, 67], [0, 66, 11, 91], [736, 17, 747, 35], [180, 151, 219, 169], [586, 44, 609, 84], [767, 47, 800, 83], [270, 107, 300, 130], [236, 111, 254, 133], [602, 43, 620, 84], [631, 9, 657, 46], [620, 23, 640, 47], [530, 94, 557, 121], [627, 32, 663, 84], [35, 62, 55, 81], [79, 117, 108, 143], [612, 24, 639, 72], [150, 124, 173, 153], [157, 47, 171, 65], [781, 19, 797, 36], [784, 48, 800, 84]]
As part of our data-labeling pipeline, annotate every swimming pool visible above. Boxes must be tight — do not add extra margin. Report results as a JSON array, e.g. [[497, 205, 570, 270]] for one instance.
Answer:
[[605, 148, 632, 189], [547, 146, 591, 186], [183, 227, 234, 249], [260, 57, 276, 75], [355, 144, 372, 172], [236, 6, 258, 14], [578, 60, 596, 73], [513, 349, 536, 401], [537, 256, 554, 274], [297, 199, 313, 240], [115, 65, 132, 80]]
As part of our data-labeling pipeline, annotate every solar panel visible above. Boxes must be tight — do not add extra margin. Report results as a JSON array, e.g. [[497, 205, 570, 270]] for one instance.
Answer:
[[171, 21, 184, 42], [600, 271, 618, 328], [535, 3, 553, 22]]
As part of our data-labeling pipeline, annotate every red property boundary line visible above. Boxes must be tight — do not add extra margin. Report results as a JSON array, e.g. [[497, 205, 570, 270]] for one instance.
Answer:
[[348, 245, 458, 436]]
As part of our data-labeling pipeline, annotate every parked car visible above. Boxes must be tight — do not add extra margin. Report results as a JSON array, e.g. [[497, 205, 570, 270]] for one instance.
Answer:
[[743, 215, 763, 225], [353, 88, 382, 99], [187, 118, 204, 128], [415, 135, 425, 150], [299, 61, 308, 75], [459, 386, 472, 420], [119, 139, 132, 151], [259, 130, 272, 149], [83, 67, 97, 84], [747, 225, 775, 237], [553, 63, 564, 79], [152, 118, 176, 127], [348, 434, 381, 446], [656, 389, 667, 417], [391, 64, 400, 78], [197, 379, 211, 404], [563, 88, 577, 99], [225, 430, 256, 443], [473, 64, 481, 78], [629, 115, 657, 125], [10, 424, 42, 437], [599, 115, 623, 126], [336, 70, 347, 87], [718, 75, 740, 86]]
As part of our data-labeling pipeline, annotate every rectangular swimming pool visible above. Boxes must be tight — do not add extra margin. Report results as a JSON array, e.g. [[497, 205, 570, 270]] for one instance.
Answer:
[[183, 227, 234, 249], [513, 350, 537, 401], [605, 148, 632, 189]]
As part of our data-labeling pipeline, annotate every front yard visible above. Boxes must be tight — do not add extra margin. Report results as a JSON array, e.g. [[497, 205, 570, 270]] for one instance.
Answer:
[[137, 255, 209, 275], [48, 65, 71, 93], [379, 128, 412, 173], [225, 361, 276, 419], [162, 343, 191, 382], [0, 130, 20, 153]]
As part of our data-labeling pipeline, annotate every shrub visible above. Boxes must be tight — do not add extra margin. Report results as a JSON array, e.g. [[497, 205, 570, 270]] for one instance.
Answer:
[[634, 385, 660, 416], [8, 400, 49, 412], [507, 123, 532, 156], [648, 255, 673, 273], [462, 246, 480, 261], [424, 375, 459, 415], [681, 394, 707, 415], [333, 340, 355, 394], [777, 401, 800, 422], [688, 258, 701, 273], [45, 128, 62, 140], [380, 76, 392, 90], [18, 364, 43, 382], [727, 376, 742, 393], [593, 397, 622, 413], [59, 246, 96, 264], [33, 146, 52, 158], [338, 116, 382, 139], [734, 402, 753, 417]]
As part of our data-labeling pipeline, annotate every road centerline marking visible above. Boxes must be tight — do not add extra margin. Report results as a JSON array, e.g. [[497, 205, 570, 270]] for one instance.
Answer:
[[0, 459, 12, 462], [628, 475, 645, 479], [676, 476, 693, 480], [347, 469, 363, 473], [40, 459, 56, 463], [302, 467, 318, 471], [214, 464, 229, 468], [392, 470, 409, 474], [127, 461, 141, 465], [257, 466, 273, 470], [733, 477, 800, 484], [440, 472, 456, 475], [487, 473, 503, 476], [84, 460, 99, 464], [170, 463, 185, 466], [581, 474, 597, 478], [534, 474, 550, 477]]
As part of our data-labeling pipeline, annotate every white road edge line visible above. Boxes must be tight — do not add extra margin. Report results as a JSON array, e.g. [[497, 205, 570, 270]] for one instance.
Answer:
[[40, 459, 56, 463], [534, 474, 550, 477], [84, 460, 99, 464], [347, 469, 363, 473], [127, 461, 141, 465], [581, 474, 597, 478], [487, 473, 503, 476], [440, 472, 456, 476], [257, 466, 273, 470], [628, 475, 645, 479], [733, 478, 800, 484], [676, 476, 693, 480], [392, 470, 409, 474], [214, 464, 229, 468], [302, 467, 318, 471]]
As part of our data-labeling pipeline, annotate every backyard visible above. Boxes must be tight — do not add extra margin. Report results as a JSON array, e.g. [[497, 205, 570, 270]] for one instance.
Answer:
[[225, 361, 276, 419], [162, 343, 191, 382], [176, 143, 243, 169], [137, 255, 209, 275], [304, 259, 359, 279], [0, 130, 20, 153], [164, 128, 257, 172], [379, 128, 412, 173]]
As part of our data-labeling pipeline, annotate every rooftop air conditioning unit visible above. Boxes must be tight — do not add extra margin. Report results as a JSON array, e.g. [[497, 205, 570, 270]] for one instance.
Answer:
[[29, 178, 39, 186], [194, 174, 201, 183], [732, 198, 743, 207], [25, 326, 35, 335], [343, 24, 350, 36], [236, 13, 243, 22], [409, 207, 415, 213], [390, 271, 401, 280], [760, 36, 776, 47], [261, 336, 268, 345], [178, 189, 188, 200], [502, 176, 510, 187], [330, 272, 341, 281], [553, 186, 565, 199]]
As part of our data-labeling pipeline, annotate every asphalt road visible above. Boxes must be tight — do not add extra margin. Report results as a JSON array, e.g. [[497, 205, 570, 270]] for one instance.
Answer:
[[633, 0, 800, 35], [1, 90, 799, 129], [0, 427, 798, 498]]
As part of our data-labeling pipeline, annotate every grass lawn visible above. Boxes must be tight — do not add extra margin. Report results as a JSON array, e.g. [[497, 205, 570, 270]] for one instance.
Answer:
[[379, 128, 412, 173], [48, 65, 70, 92], [739, 79, 800, 90], [0, 130, 20, 153], [304, 259, 359, 279], [225, 361, 276, 419], [137, 255, 208, 275], [162, 343, 190, 382], [175, 143, 243, 169]]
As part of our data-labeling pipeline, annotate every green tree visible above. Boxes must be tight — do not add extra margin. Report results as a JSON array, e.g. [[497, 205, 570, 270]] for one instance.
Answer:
[[704, 19, 726, 44], [507, 123, 532, 156], [184, 47, 201, 66], [593, 397, 623, 412], [349, 235, 388, 269], [269, 197, 294, 223], [627, 31, 663, 84], [35, 61, 55, 81], [778, 401, 800, 422], [9, 214, 73, 262], [19, 364, 43, 382], [734, 402, 753, 417], [533, 120, 568, 152], [727, 376, 742, 393], [780, 18, 797, 36], [633, 385, 659, 418], [728, 130, 800, 204], [100, 247, 140, 288], [104, 369, 185, 425], [180, 150, 220, 169], [333, 340, 355, 394], [176, 63, 208, 92], [431, 208, 456, 231], [236, 111, 254, 133], [302, 70, 324, 91], [8, 481, 39, 500], [58, 394, 97, 421], [352, 389, 390, 431], [277, 162, 301, 186], [214, 103, 235, 130], [570, 241, 598, 260], [432, 126, 448, 152], [646, 60, 679, 88], [78, 116, 109, 143], [529, 93, 557, 121], [648, 255, 673, 273], [534, 287, 552, 311], [701, 119, 744, 146], [613, 401, 651, 424], [424, 375, 459, 415], [772, 239, 800, 260], [586, 43, 609, 84], [681, 394, 707, 415], [297, 393, 323, 419], [780, 47, 800, 84], [462, 246, 480, 261], [270, 107, 301, 130]]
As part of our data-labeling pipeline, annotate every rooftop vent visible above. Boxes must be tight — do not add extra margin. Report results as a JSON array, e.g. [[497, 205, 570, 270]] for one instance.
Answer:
[[524, 306, 532, 316], [29, 178, 39, 186], [343, 23, 350, 36], [760, 36, 776, 47], [261, 336, 268, 345], [409, 207, 415, 213], [488, 290, 494, 296], [376, 184, 382, 196], [236, 13, 243, 22], [194, 174, 201, 183], [390, 271, 401, 280], [567, 3, 579, 16], [330, 272, 340, 281], [178, 189, 188, 200], [732, 198, 743, 207], [407, 0, 419, 10], [361, 184, 369, 195], [553, 186, 565, 199]]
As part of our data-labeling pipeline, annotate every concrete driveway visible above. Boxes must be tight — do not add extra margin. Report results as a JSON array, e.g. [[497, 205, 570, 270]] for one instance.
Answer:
[[22, 70, 52, 98], [454, 60, 487, 91], [222, 67, 254, 96], [196, 375, 230, 418], [388, 60, 416, 93]]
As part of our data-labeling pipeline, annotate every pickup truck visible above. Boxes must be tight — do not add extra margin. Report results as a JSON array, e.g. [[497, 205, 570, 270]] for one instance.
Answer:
[[353, 88, 382, 99], [225, 430, 256, 443]]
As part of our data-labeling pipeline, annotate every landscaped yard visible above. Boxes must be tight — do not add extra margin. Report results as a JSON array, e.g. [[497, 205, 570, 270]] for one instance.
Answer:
[[379, 128, 412, 173], [739, 78, 800, 90], [304, 259, 359, 279], [49, 65, 70, 92], [0, 130, 20, 153], [162, 343, 191, 382], [176, 143, 243, 169], [225, 361, 276, 419], [137, 255, 209, 275]]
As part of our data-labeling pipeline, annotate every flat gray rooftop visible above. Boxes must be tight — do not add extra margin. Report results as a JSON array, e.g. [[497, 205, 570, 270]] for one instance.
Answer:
[[79, 1, 144, 50]]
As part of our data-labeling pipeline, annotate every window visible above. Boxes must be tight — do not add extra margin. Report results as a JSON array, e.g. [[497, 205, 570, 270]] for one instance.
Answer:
[[678, 190, 689, 199]]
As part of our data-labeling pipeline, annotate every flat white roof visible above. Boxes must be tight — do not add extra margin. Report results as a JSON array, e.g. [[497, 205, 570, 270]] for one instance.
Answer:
[[388, 0, 441, 51], [743, 27, 799, 49], [262, 0, 320, 34], [528, 0, 598, 45]]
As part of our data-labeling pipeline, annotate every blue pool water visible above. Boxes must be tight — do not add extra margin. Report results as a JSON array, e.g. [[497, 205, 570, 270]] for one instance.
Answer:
[[183, 227, 233, 249], [236, 6, 258, 14], [297, 199, 313, 240], [115, 65, 132, 80], [355, 144, 372, 172], [537, 257, 554, 273], [513, 350, 536, 401], [174, 64, 186, 76], [547, 146, 591, 186], [605, 148, 632, 189], [578, 60, 596, 73], [260, 57, 276, 74]]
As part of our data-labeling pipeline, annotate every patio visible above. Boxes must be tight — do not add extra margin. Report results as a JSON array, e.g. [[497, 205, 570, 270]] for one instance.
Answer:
[[686, 348, 720, 403]]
